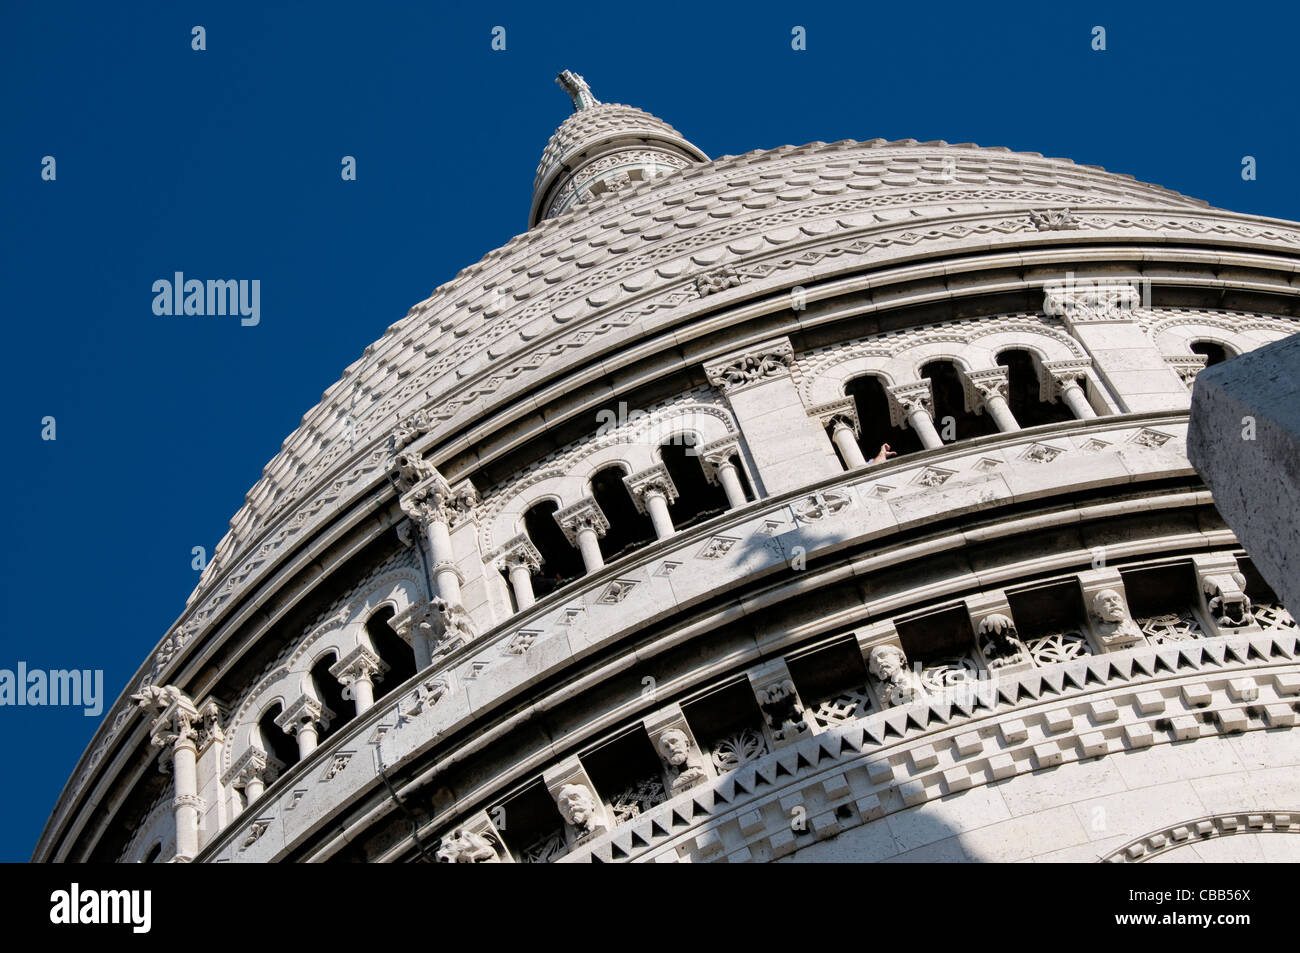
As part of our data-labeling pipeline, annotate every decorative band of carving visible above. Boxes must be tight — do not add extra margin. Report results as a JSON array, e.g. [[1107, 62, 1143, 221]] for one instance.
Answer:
[[1102, 811, 1300, 863], [703, 338, 795, 393]]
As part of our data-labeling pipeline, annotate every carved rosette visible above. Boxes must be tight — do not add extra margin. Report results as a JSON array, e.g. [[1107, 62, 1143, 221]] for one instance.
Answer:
[[554, 498, 611, 546], [1028, 208, 1080, 231], [694, 266, 745, 297], [886, 380, 935, 428], [703, 338, 795, 394], [623, 464, 679, 513]]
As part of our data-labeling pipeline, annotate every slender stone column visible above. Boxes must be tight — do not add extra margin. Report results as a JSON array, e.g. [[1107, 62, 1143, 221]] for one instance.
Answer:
[[393, 456, 477, 608], [808, 398, 868, 468], [496, 534, 543, 611], [330, 645, 386, 716], [830, 419, 869, 467], [132, 686, 203, 861], [276, 695, 329, 760], [963, 368, 1020, 433], [701, 437, 748, 508], [222, 747, 279, 817], [625, 465, 679, 541], [888, 381, 944, 449], [555, 499, 610, 574]]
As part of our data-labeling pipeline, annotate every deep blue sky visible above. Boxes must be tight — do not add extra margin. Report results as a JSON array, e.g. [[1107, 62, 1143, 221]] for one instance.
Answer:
[[3, 2, 1297, 862]]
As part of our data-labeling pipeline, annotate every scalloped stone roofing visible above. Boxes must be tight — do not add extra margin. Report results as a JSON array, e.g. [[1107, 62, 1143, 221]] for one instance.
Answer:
[[532, 102, 696, 195], [182, 136, 1222, 639]]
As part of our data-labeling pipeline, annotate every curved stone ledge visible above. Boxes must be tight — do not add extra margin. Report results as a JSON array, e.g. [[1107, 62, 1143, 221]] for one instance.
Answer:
[[196, 411, 1235, 862]]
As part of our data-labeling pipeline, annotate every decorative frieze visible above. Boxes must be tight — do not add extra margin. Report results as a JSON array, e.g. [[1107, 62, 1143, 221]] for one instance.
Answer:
[[703, 338, 795, 393]]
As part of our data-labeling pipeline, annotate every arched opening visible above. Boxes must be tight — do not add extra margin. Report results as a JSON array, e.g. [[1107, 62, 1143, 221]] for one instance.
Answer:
[[661, 436, 729, 530], [523, 499, 585, 600], [846, 375, 922, 461], [310, 654, 354, 743], [257, 702, 300, 772], [367, 605, 415, 697], [590, 464, 655, 561], [1190, 340, 1230, 368], [998, 349, 1074, 427], [142, 843, 163, 864], [921, 361, 997, 442]]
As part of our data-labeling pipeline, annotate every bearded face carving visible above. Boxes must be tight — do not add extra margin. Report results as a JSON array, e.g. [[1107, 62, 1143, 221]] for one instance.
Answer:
[[1091, 589, 1143, 644]]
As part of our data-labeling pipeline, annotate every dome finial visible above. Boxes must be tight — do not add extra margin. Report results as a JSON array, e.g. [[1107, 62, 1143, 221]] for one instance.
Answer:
[[557, 70, 599, 112]]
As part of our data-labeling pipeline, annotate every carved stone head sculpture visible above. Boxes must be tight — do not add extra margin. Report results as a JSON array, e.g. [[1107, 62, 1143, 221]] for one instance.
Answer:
[[656, 728, 708, 792], [867, 644, 926, 707], [556, 783, 600, 835], [1091, 589, 1143, 644]]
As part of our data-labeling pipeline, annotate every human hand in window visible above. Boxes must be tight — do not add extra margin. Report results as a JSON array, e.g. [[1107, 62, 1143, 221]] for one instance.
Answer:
[[871, 443, 897, 465]]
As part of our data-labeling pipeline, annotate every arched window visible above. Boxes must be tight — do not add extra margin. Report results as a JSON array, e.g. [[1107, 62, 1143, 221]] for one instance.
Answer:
[[1190, 341, 1230, 368], [366, 605, 415, 698], [661, 436, 729, 529], [142, 843, 163, 864], [522, 499, 585, 599], [998, 349, 1074, 427], [310, 654, 354, 743], [846, 375, 922, 461], [257, 702, 300, 771], [921, 361, 997, 442], [590, 464, 655, 561]]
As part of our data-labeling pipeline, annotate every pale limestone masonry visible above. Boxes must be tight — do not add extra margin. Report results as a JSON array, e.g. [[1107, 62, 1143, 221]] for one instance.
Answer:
[[36, 73, 1300, 864], [1189, 332, 1300, 616]]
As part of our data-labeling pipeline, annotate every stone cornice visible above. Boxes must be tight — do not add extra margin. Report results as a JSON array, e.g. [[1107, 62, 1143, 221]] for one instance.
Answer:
[[190, 411, 1233, 862]]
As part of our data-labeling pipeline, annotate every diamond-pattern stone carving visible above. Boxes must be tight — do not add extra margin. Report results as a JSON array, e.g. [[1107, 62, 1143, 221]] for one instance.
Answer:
[[698, 535, 739, 559], [1128, 428, 1173, 448], [912, 466, 956, 488], [1138, 611, 1204, 644], [1020, 443, 1064, 464]]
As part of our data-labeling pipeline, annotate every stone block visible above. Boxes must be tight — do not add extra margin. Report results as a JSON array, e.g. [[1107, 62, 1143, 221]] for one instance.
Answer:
[[1188, 332, 1300, 617]]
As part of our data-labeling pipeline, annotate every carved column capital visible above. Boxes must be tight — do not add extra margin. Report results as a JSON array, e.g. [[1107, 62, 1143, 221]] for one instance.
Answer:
[[960, 367, 1010, 414], [807, 396, 860, 435], [329, 644, 388, 686], [553, 498, 610, 547], [494, 533, 543, 574], [399, 474, 477, 530], [1166, 353, 1209, 389], [1042, 358, 1094, 401], [221, 745, 282, 790], [392, 597, 477, 657], [886, 380, 934, 428], [132, 685, 200, 752], [703, 337, 795, 394], [275, 695, 332, 737], [623, 464, 679, 513], [699, 436, 742, 483]]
